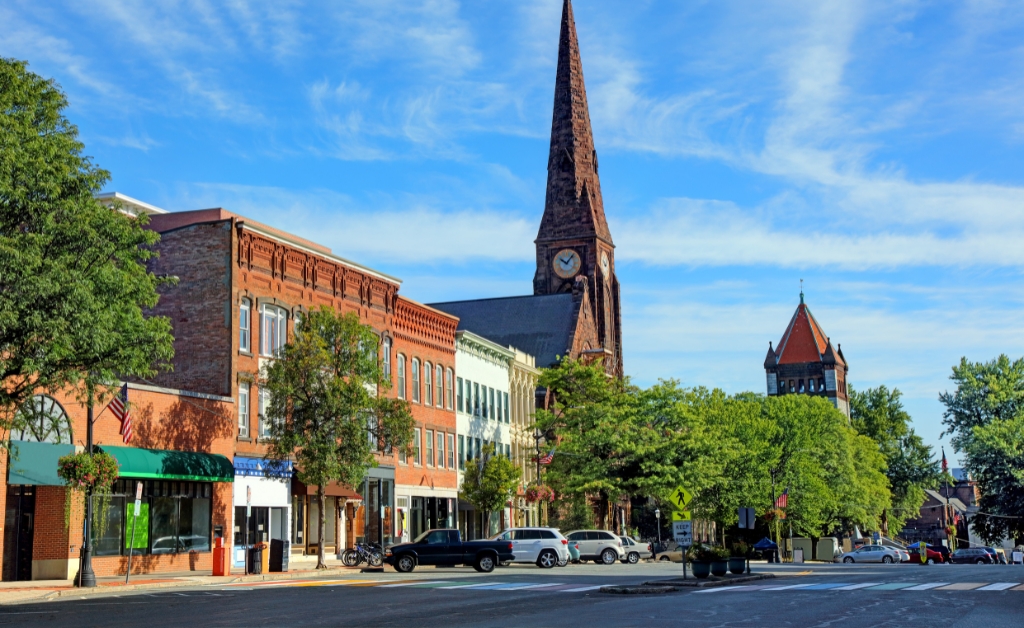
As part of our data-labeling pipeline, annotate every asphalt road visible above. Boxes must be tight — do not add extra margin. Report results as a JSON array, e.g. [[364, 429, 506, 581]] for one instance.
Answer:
[[2, 561, 1023, 627]]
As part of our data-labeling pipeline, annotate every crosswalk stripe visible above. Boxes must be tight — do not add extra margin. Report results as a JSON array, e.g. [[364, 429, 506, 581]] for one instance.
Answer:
[[937, 583, 986, 590], [377, 581, 446, 588], [976, 582, 1019, 591], [763, 584, 816, 591], [558, 585, 604, 592], [694, 586, 754, 594], [833, 583, 882, 590], [435, 582, 510, 590], [866, 583, 917, 590], [903, 583, 950, 591], [504, 583, 567, 590]]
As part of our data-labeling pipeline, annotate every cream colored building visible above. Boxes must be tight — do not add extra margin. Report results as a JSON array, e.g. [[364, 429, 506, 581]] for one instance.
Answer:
[[508, 348, 542, 527]]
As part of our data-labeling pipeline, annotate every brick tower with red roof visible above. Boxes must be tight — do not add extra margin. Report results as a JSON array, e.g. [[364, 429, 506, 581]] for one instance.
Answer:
[[764, 291, 850, 416]]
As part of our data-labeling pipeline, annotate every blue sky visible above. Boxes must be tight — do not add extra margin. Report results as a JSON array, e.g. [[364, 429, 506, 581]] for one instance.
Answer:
[[7, 0, 1024, 464]]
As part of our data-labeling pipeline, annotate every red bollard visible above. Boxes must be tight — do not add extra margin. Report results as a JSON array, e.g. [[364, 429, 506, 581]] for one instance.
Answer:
[[212, 537, 227, 576]]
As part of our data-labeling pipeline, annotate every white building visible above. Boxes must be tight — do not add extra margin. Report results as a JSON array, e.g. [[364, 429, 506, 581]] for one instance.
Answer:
[[454, 331, 513, 539]]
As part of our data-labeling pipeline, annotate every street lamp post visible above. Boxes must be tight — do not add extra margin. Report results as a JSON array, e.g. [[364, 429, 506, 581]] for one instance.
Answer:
[[75, 390, 97, 587]]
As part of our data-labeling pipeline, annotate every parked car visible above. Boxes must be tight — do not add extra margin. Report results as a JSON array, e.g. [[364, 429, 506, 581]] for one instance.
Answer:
[[907, 546, 945, 564], [950, 547, 995, 564], [619, 537, 653, 564], [565, 530, 626, 564], [982, 547, 1008, 564], [384, 529, 515, 573], [657, 546, 684, 563], [567, 540, 581, 563], [894, 549, 911, 563], [839, 545, 902, 563], [488, 527, 570, 568]]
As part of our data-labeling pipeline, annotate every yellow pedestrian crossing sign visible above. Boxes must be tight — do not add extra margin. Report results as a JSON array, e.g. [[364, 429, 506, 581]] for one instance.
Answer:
[[671, 510, 691, 522], [669, 487, 692, 512]]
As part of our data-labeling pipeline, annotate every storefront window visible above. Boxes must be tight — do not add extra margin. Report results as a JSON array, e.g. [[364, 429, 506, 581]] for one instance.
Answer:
[[93, 480, 214, 556]]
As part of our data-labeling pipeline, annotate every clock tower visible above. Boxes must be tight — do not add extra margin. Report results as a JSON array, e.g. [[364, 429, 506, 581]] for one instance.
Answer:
[[533, 0, 623, 376]]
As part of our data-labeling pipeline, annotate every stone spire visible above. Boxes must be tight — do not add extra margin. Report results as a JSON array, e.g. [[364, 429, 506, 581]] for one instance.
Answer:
[[536, 0, 612, 245]]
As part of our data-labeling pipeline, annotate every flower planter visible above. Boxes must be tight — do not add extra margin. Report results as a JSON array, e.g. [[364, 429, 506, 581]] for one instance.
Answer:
[[728, 557, 746, 574], [710, 560, 729, 577], [691, 561, 711, 579]]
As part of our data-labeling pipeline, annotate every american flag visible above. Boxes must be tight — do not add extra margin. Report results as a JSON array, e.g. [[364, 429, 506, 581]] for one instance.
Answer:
[[538, 449, 555, 465], [941, 447, 948, 473], [108, 384, 132, 444], [774, 488, 788, 509]]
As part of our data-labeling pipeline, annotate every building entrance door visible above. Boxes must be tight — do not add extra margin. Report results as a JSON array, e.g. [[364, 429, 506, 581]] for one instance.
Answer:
[[2, 486, 35, 581]]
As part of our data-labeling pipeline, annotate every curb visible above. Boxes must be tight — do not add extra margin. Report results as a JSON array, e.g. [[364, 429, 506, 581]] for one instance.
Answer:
[[643, 573, 775, 588]]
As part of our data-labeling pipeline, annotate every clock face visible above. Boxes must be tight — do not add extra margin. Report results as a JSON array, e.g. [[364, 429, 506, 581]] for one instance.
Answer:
[[600, 252, 610, 276], [552, 249, 582, 278]]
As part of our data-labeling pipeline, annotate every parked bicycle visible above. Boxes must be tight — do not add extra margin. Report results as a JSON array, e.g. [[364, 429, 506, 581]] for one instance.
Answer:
[[342, 542, 384, 567]]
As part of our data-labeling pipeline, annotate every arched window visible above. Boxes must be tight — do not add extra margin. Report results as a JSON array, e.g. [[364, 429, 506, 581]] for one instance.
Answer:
[[412, 359, 421, 403], [397, 354, 406, 400], [445, 368, 454, 410], [798, 379, 805, 393], [435, 364, 443, 408], [12, 395, 72, 444], [424, 362, 433, 406], [779, 381, 786, 394], [819, 377, 825, 391]]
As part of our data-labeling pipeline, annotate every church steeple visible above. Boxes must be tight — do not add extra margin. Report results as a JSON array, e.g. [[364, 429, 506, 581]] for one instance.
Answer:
[[532, 0, 622, 377], [536, 0, 612, 245]]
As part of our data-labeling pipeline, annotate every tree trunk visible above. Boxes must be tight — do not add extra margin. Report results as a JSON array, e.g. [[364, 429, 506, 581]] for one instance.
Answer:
[[317, 486, 327, 569]]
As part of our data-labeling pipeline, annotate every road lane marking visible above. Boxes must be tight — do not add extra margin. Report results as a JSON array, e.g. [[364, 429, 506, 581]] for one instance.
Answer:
[[558, 585, 604, 592], [435, 582, 510, 589], [376, 581, 446, 588], [866, 583, 917, 590], [976, 582, 1019, 591], [503, 583, 567, 590], [694, 586, 755, 594], [833, 583, 882, 590], [762, 584, 816, 591], [800, 583, 854, 590], [904, 583, 950, 591]]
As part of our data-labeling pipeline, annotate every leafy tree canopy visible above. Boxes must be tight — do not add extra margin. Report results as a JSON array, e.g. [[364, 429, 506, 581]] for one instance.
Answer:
[[0, 57, 174, 425], [460, 443, 521, 536], [261, 306, 414, 567]]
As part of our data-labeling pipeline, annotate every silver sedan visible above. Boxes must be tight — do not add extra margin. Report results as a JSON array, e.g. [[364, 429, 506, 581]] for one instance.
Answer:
[[619, 537, 653, 564], [840, 544, 902, 564]]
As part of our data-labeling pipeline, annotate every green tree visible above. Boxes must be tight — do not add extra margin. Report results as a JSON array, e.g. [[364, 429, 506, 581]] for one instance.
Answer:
[[940, 355, 1024, 542], [849, 386, 939, 534], [534, 358, 637, 529], [0, 57, 174, 430], [460, 443, 521, 537], [261, 307, 414, 568]]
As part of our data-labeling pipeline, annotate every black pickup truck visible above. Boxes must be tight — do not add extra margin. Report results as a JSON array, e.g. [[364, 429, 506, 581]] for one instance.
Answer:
[[384, 529, 514, 573]]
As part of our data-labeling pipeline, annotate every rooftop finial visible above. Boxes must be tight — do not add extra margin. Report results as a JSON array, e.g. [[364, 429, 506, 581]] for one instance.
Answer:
[[800, 278, 804, 304]]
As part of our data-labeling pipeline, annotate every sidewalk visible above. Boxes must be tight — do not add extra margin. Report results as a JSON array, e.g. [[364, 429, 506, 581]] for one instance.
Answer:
[[0, 558, 390, 605]]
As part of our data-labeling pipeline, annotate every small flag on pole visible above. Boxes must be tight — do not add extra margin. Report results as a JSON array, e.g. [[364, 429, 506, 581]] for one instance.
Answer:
[[538, 449, 555, 465], [941, 447, 948, 473], [774, 488, 788, 509], [108, 384, 132, 444]]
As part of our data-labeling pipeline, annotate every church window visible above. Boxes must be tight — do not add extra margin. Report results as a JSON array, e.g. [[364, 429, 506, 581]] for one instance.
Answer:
[[819, 378, 825, 391], [798, 379, 805, 393], [789, 380, 795, 392], [808, 379, 815, 392]]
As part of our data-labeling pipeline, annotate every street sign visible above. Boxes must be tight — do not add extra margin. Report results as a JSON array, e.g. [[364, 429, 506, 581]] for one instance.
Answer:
[[668, 487, 692, 512], [671, 510, 691, 522], [134, 481, 143, 516], [246, 485, 252, 517], [738, 507, 755, 529], [673, 521, 693, 547]]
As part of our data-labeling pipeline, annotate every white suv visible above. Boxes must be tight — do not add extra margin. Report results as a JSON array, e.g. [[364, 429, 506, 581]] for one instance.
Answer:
[[490, 527, 570, 568], [566, 530, 626, 564]]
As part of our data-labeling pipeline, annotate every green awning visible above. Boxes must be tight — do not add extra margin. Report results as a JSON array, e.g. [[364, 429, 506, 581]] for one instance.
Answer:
[[8, 441, 75, 486], [100, 446, 233, 482]]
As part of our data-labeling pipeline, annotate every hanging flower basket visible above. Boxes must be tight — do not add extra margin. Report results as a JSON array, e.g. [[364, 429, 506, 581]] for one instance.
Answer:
[[524, 484, 556, 503], [56, 451, 120, 526]]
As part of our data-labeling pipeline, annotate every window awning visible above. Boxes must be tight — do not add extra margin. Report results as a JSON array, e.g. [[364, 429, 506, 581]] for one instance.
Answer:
[[234, 456, 293, 478], [99, 446, 234, 482], [292, 476, 362, 500], [8, 441, 75, 486]]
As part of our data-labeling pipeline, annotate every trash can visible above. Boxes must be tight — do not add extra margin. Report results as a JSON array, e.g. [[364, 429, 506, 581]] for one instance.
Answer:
[[248, 545, 264, 574], [269, 539, 290, 573]]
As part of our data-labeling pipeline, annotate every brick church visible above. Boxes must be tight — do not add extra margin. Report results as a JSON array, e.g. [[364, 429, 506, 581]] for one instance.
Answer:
[[763, 292, 850, 416], [431, 0, 623, 377]]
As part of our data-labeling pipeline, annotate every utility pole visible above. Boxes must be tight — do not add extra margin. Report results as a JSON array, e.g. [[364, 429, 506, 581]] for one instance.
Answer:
[[75, 383, 97, 587]]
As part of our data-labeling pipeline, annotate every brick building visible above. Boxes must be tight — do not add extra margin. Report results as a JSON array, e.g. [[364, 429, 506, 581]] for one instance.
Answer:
[[391, 297, 459, 544], [763, 292, 850, 417], [2, 383, 234, 581]]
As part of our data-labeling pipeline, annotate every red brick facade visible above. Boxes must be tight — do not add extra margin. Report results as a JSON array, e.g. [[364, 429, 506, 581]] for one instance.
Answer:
[[0, 383, 234, 580]]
